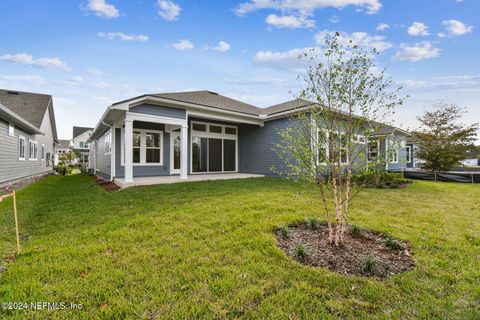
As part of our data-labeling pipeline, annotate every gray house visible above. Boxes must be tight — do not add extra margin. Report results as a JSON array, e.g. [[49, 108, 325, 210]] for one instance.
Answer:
[[88, 91, 408, 187], [0, 89, 58, 189]]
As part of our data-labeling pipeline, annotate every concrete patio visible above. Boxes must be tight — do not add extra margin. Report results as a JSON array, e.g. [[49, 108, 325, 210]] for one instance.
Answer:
[[114, 173, 265, 189]]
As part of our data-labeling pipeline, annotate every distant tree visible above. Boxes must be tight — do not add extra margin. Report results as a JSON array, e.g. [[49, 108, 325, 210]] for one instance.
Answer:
[[276, 32, 405, 246], [413, 103, 479, 171]]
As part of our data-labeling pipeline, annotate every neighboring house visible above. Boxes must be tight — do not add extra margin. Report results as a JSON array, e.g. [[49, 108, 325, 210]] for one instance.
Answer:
[[0, 89, 58, 189], [72, 126, 93, 164], [461, 148, 480, 166], [54, 139, 72, 165], [88, 91, 409, 185]]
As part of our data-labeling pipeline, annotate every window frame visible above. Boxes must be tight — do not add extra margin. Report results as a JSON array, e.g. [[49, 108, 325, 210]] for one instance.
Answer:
[[388, 139, 399, 163], [121, 128, 164, 166], [104, 131, 112, 155], [41, 144, 45, 160], [29, 139, 38, 161], [18, 135, 26, 160], [190, 121, 238, 174], [8, 122, 14, 137]]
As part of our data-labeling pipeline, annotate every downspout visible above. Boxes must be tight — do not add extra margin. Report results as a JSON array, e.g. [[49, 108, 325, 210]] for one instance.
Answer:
[[102, 121, 114, 182]]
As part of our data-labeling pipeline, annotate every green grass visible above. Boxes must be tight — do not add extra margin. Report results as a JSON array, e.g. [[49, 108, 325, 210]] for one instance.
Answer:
[[0, 175, 479, 319]]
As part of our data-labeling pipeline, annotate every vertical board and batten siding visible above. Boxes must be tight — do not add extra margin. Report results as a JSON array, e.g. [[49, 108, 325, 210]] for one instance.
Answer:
[[115, 122, 171, 178], [238, 117, 290, 176], [94, 130, 111, 180], [130, 104, 186, 119], [0, 108, 55, 184]]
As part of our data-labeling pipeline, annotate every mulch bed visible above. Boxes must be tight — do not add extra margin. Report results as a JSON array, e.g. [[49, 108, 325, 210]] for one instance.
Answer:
[[277, 223, 415, 278], [90, 175, 120, 192]]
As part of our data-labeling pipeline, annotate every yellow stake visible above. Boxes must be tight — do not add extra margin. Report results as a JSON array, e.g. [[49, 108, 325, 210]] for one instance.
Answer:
[[0, 191, 21, 253]]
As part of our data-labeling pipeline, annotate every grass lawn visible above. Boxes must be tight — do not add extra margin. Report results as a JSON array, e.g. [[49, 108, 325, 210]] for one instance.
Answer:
[[0, 175, 479, 319]]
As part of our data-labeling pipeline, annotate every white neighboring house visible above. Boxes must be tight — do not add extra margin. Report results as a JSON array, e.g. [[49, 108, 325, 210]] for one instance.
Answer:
[[72, 126, 93, 165], [54, 139, 72, 165]]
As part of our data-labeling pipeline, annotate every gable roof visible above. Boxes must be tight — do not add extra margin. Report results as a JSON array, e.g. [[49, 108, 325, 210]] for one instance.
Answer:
[[0, 88, 57, 141], [145, 91, 262, 116], [73, 126, 93, 138], [262, 98, 313, 116], [57, 139, 71, 149]]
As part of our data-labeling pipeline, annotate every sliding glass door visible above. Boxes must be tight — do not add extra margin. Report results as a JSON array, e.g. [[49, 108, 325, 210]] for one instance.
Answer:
[[191, 121, 237, 173]]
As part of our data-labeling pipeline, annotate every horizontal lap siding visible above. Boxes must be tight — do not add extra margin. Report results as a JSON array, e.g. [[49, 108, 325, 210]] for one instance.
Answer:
[[239, 118, 290, 176], [130, 104, 186, 119], [114, 122, 171, 178], [95, 131, 111, 180], [0, 114, 54, 184]]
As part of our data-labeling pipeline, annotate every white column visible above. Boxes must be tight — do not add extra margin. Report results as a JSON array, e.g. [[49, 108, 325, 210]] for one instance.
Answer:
[[124, 119, 134, 183], [180, 124, 188, 180]]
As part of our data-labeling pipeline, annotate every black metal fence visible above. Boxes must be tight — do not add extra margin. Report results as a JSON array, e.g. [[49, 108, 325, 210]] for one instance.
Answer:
[[399, 170, 480, 183]]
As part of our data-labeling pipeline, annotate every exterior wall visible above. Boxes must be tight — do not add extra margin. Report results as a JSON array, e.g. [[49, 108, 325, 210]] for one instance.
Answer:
[[94, 129, 111, 180], [386, 134, 408, 171], [0, 107, 55, 185], [130, 104, 186, 119], [115, 122, 171, 178], [239, 118, 290, 176], [72, 130, 92, 151], [54, 147, 70, 165]]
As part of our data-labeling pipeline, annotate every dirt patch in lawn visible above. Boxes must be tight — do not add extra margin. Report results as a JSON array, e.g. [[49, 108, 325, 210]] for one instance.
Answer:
[[90, 175, 120, 192], [276, 222, 415, 278]]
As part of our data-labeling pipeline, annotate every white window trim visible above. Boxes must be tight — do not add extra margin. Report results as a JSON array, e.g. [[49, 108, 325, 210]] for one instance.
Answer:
[[105, 131, 112, 155], [19, 135, 26, 160], [190, 121, 238, 174], [405, 145, 411, 163], [41, 144, 45, 160], [121, 128, 164, 166], [388, 139, 399, 164], [8, 122, 14, 137], [367, 139, 380, 162], [29, 139, 38, 161]]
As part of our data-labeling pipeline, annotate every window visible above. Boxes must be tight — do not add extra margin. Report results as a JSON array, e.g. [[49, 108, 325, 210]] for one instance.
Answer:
[[29, 140, 38, 160], [104, 131, 111, 155], [191, 121, 237, 173], [145, 132, 161, 163], [19, 136, 26, 160], [8, 122, 14, 136], [388, 139, 399, 163], [406, 146, 411, 163], [121, 129, 163, 165], [329, 132, 348, 164], [41, 144, 45, 160], [317, 130, 329, 164], [355, 135, 366, 144], [80, 141, 90, 149], [368, 140, 379, 161]]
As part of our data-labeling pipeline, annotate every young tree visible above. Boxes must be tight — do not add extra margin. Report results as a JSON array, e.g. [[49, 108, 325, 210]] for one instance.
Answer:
[[413, 103, 478, 171], [276, 33, 405, 246], [59, 150, 81, 166]]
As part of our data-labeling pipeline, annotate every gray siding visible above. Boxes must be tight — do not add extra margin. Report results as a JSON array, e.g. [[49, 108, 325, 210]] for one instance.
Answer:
[[0, 108, 55, 184], [115, 122, 171, 178], [130, 104, 186, 119], [94, 130, 111, 180], [239, 118, 290, 176]]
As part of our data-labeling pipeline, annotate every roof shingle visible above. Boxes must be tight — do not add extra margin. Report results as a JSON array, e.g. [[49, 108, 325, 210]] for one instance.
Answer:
[[0, 89, 51, 129], [73, 126, 93, 138]]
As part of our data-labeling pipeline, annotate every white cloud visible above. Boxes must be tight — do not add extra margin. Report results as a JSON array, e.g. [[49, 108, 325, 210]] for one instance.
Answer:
[[314, 30, 393, 52], [393, 41, 441, 62], [0, 53, 71, 71], [407, 22, 430, 36], [235, 0, 382, 16], [212, 41, 231, 52], [97, 32, 149, 42], [329, 15, 340, 24], [86, 0, 119, 19], [253, 47, 317, 71], [157, 0, 181, 21], [172, 39, 194, 50], [0, 75, 47, 85], [376, 23, 390, 31], [437, 33, 446, 38], [442, 19, 473, 36], [400, 75, 480, 92], [86, 68, 104, 77], [68, 76, 84, 83], [265, 14, 315, 29]]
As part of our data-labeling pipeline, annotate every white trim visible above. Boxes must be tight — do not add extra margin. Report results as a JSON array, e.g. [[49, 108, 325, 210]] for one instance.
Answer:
[[104, 130, 112, 155], [41, 144, 45, 160], [405, 145, 411, 164], [18, 135, 26, 160], [189, 120, 238, 174], [121, 128, 164, 166], [8, 122, 14, 137], [125, 111, 187, 126], [28, 139, 38, 160], [170, 131, 181, 174]]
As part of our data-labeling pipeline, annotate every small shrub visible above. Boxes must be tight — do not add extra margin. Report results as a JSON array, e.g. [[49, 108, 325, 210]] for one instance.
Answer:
[[349, 225, 364, 237], [295, 244, 309, 261], [275, 225, 289, 238], [304, 217, 321, 230], [361, 256, 378, 274], [384, 236, 404, 250]]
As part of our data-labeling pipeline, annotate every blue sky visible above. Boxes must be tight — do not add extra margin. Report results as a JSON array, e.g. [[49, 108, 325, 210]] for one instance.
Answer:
[[0, 0, 478, 139]]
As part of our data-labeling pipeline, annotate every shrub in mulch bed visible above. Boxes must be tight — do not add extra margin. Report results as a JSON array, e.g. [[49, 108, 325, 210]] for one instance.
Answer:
[[90, 175, 120, 192], [276, 221, 415, 278]]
